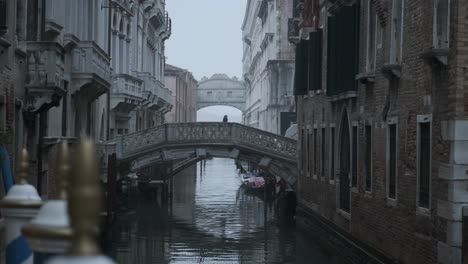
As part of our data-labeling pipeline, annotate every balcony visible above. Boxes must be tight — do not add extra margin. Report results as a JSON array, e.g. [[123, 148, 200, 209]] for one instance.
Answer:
[[71, 41, 111, 100], [24, 42, 65, 112], [137, 72, 173, 113], [111, 74, 144, 113]]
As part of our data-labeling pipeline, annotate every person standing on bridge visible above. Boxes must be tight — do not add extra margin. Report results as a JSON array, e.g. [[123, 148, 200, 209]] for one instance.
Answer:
[[222, 115, 228, 122]]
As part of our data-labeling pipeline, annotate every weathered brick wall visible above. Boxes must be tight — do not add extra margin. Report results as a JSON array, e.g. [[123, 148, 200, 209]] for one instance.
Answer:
[[296, 0, 464, 263]]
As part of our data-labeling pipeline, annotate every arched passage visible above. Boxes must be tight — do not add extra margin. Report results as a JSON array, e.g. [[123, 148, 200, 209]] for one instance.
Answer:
[[197, 105, 243, 123]]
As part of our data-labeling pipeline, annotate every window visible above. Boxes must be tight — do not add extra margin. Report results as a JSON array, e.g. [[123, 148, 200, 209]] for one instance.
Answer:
[[0, 0, 7, 36], [330, 126, 335, 181], [365, 125, 373, 192], [321, 127, 326, 177], [387, 120, 398, 200], [227, 91, 232, 97], [417, 116, 431, 209], [313, 128, 318, 176], [308, 130, 313, 176], [367, 0, 377, 71], [117, 128, 123, 135], [433, 0, 450, 49], [351, 124, 358, 188], [390, 0, 404, 64], [301, 128, 307, 173], [326, 3, 360, 96], [207, 91, 212, 96]]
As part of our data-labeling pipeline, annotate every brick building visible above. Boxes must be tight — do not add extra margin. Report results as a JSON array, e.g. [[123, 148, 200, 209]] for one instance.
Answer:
[[291, 0, 467, 263]]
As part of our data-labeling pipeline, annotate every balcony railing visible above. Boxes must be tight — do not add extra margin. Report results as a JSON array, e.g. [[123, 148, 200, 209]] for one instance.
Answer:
[[112, 74, 143, 99], [110, 74, 143, 112], [137, 72, 172, 111], [72, 41, 111, 84], [25, 42, 65, 111], [155, 80, 172, 104]]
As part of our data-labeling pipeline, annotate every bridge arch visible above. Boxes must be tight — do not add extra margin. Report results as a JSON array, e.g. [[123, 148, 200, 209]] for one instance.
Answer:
[[106, 122, 298, 186], [197, 74, 246, 112]]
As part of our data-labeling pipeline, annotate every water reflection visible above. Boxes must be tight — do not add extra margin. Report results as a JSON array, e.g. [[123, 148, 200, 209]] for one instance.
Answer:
[[107, 158, 331, 263]]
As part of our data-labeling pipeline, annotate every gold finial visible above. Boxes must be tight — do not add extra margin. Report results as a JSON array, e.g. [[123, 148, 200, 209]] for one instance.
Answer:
[[57, 140, 70, 200], [69, 139, 101, 256], [17, 148, 29, 184]]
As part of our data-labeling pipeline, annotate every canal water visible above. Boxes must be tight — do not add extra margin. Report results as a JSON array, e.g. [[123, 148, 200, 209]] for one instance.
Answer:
[[106, 158, 333, 263]]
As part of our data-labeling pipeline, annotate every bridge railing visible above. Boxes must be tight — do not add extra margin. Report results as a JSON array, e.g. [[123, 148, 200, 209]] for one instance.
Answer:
[[111, 122, 297, 162]]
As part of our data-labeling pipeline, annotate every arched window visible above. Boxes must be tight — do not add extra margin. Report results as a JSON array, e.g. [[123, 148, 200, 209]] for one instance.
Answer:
[[100, 110, 105, 141], [119, 18, 124, 33], [112, 13, 117, 29]]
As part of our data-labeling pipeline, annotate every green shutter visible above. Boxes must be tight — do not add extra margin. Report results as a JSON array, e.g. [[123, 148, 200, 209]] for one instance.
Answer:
[[294, 40, 309, 96], [308, 30, 323, 91]]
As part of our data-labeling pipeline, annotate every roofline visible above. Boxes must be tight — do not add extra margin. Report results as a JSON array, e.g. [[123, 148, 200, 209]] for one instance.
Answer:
[[241, 0, 252, 30]]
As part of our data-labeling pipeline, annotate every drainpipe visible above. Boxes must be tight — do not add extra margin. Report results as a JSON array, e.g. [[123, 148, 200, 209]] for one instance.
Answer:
[[41, 0, 45, 41], [106, 1, 112, 140]]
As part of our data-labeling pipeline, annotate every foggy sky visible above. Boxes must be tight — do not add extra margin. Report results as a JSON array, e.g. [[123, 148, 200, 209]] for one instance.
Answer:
[[165, 0, 247, 80]]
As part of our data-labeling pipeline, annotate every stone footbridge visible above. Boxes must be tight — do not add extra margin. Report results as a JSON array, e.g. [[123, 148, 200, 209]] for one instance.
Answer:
[[103, 122, 298, 186]]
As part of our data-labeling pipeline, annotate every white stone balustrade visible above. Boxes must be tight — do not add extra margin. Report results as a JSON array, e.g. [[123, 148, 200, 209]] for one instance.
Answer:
[[72, 41, 111, 84]]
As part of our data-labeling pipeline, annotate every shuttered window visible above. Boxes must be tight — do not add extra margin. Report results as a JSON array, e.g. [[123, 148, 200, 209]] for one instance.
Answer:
[[0, 0, 7, 36], [326, 4, 360, 96], [387, 123, 397, 199], [308, 30, 323, 91], [418, 121, 431, 209], [293, 40, 309, 96], [330, 127, 335, 180], [351, 125, 358, 188]]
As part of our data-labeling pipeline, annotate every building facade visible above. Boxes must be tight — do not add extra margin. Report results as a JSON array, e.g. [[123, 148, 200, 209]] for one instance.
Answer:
[[109, 0, 172, 138], [292, 0, 468, 263], [241, 0, 296, 135], [164, 64, 197, 123], [197, 74, 246, 114], [0, 0, 172, 198]]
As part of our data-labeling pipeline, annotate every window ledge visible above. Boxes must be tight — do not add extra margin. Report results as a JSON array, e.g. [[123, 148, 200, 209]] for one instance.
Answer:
[[364, 191, 372, 198], [356, 71, 376, 84], [420, 48, 449, 66], [386, 198, 397, 207], [381, 64, 401, 79], [351, 187, 358, 193], [45, 19, 64, 39], [0, 36, 11, 49], [328, 91, 357, 102], [336, 209, 351, 220], [416, 207, 430, 217]]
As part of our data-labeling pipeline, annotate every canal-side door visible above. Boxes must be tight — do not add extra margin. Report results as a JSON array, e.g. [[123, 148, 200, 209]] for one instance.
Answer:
[[339, 111, 351, 212]]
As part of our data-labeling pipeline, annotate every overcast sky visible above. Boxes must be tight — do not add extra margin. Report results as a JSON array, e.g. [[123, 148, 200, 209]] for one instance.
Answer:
[[166, 0, 247, 81]]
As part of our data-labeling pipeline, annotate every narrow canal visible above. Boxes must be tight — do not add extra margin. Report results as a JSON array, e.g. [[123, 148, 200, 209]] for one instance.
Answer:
[[106, 158, 334, 263]]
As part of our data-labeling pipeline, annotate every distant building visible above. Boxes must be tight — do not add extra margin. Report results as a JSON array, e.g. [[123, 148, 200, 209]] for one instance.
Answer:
[[109, 1, 172, 138], [197, 74, 246, 114], [241, 0, 296, 134], [291, 0, 468, 263], [164, 64, 197, 123]]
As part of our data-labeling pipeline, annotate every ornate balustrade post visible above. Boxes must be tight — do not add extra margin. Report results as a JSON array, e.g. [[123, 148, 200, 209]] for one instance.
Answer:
[[0, 149, 43, 264], [46, 140, 116, 264], [22, 141, 72, 263]]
